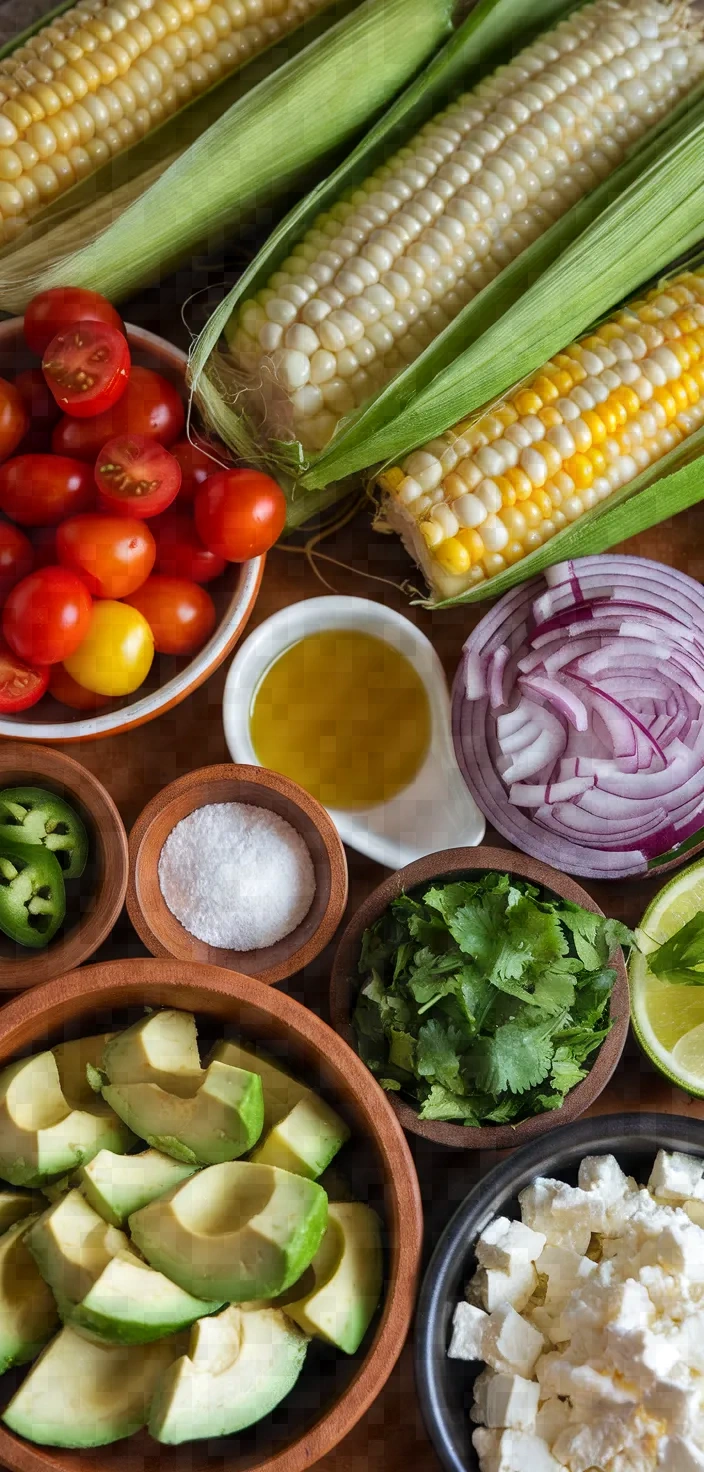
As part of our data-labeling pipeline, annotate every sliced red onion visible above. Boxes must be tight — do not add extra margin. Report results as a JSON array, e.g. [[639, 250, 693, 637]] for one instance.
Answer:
[[488, 644, 510, 710], [518, 674, 589, 732]]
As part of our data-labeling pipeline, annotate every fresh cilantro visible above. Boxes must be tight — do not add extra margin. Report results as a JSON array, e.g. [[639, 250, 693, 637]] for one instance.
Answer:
[[647, 912, 704, 986]]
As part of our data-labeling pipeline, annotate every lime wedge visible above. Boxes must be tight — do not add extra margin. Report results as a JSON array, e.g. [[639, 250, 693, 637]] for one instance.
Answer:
[[630, 856, 704, 1096]]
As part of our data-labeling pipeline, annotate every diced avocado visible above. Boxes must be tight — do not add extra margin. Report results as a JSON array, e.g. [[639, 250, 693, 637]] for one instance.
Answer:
[[0, 1052, 133, 1187], [0, 1188, 44, 1232], [285, 1202, 383, 1355], [250, 1094, 350, 1180], [210, 1040, 310, 1131], [103, 1061, 264, 1166], [26, 1189, 128, 1315], [78, 1148, 197, 1227], [0, 1215, 59, 1372], [101, 1011, 203, 1095], [149, 1306, 308, 1444], [52, 1033, 119, 1117], [130, 1161, 328, 1302], [41, 1174, 75, 1204], [68, 1250, 223, 1345], [2, 1325, 188, 1448]]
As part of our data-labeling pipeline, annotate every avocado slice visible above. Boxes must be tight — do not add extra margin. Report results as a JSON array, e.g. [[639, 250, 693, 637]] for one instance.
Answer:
[[78, 1148, 198, 1227], [250, 1094, 350, 1181], [0, 1215, 59, 1372], [0, 1052, 133, 1187], [26, 1189, 128, 1315], [101, 1010, 203, 1095], [2, 1325, 188, 1448], [130, 1161, 328, 1302], [52, 1034, 119, 1116], [285, 1203, 383, 1355], [210, 1041, 311, 1131], [103, 1061, 264, 1166], [68, 1249, 224, 1345], [0, 1188, 44, 1232], [149, 1306, 308, 1444]]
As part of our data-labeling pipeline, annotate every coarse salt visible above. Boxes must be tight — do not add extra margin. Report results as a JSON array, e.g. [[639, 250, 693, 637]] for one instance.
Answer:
[[158, 802, 316, 950]]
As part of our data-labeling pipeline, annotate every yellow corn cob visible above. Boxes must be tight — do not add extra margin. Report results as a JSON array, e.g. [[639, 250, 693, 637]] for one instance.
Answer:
[[228, 0, 704, 456], [0, 0, 331, 245], [378, 270, 704, 599]]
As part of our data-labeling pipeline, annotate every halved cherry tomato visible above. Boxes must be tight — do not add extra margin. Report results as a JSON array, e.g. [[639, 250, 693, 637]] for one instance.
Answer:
[[0, 454, 95, 527], [24, 287, 124, 357], [42, 321, 130, 418], [0, 637, 48, 712], [63, 600, 153, 696], [95, 435, 181, 520], [57, 513, 155, 599], [0, 522, 33, 603], [3, 566, 93, 666], [195, 468, 286, 562], [152, 508, 225, 584], [49, 663, 112, 711], [31, 526, 58, 570], [0, 379, 29, 464], [51, 367, 185, 461], [172, 438, 219, 504], [124, 576, 216, 655]]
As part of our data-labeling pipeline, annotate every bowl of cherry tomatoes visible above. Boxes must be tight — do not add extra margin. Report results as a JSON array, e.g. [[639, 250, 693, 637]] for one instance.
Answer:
[[0, 286, 285, 740]]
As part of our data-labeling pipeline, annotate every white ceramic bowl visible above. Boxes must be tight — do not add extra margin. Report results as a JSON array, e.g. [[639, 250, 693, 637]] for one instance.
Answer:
[[223, 594, 486, 868]]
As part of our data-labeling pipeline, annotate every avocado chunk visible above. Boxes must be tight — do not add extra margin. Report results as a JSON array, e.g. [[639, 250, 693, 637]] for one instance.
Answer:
[[52, 1033, 119, 1117], [0, 1051, 133, 1186], [0, 1215, 59, 1372], [149, 1306, 308, 1444], [78, 1147, 197, 1227], [130, 1161, 328, 1302], [68, 1249, 224, 1345], [2, 1325, 187, 1448], [101, 1010, 203, 1095], [0, 1188, 44, 1232], [285, 1202, 383, 1355], [103, 1061, 264, 1166], [250, 1094, 350, 1181], [26, 1189, 128, 1315], [210, 1040, 310, 1131]]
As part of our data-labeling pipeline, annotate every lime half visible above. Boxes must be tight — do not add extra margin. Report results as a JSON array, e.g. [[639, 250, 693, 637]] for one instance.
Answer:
[[630, 856, 704, 1096]]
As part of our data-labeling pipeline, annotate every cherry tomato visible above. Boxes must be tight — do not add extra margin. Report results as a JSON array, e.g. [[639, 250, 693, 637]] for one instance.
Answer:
[[63, 600, 153, 696], [152, 508, 225, 584], [31, 527, 58, 570], [14, 368, 61, 453], [0, 637, 48, 713], [52, 367, 185, 461], [172, 438, 219, 504], [0, 379, 29, 465], [95, 435, 181, 520], [0, 522, 33, 603], [195, 469, 286, 562], [24, 287, 124, 357], [56, 514, 155, 599], [42, 321, 130, 419], [3, 566, 93, 666], [49, 663, 112, 711], [124, 576, 216, 655], [0, 454, 95, 527]]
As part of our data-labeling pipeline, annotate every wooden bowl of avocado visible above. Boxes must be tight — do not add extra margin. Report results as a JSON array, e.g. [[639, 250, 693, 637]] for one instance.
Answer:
[[0, 958, 423, 1472]]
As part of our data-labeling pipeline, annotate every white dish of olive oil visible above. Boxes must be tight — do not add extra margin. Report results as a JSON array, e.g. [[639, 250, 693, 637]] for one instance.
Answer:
[[223, 596, 485, 870]]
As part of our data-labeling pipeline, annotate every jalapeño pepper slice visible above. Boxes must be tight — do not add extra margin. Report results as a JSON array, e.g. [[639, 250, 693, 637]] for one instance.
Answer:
[[0, 787, 88, 879], [0, 840, 65, 949]]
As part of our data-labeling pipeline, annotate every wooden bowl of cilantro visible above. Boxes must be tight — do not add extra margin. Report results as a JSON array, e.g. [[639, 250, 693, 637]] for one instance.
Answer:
[[330, 847, 631, 1150]]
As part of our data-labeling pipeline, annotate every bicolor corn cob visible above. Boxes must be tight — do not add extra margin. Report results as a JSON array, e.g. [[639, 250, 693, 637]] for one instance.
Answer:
[[0, 0, 331, 245], [228, 0, 704, 457], [378, 270, 704, 599]]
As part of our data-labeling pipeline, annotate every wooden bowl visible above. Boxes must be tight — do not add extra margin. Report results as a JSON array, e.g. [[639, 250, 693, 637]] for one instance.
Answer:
[[0, 318, 263, 743], [0, 743, 127, 991], [330, 845, 630, 1151], [0, 957, 423, 1472], [127, 764, 348, 985]]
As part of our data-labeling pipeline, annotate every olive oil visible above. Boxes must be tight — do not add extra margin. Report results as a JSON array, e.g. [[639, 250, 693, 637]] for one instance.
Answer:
[[250, 629, 431, 808]]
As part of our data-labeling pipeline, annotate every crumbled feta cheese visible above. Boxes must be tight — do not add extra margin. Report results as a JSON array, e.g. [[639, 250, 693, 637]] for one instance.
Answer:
[[483, 1305, 544, 1378], [473, 1425, 501, 1472], [649, 1151, 704, 1204], [607, 1325, 680, 1389], [472, 1370, 540, 1431], [476, 1216, 547, 1272], [553, 1414, 630, 1471], [518, 1179, 604, 1254], [609, 1278, 653, 1334], [470, 1260, 537, 1314], [578, 1154, 632, 1206], [448, 1301, 488, 1360], [537, 1244, 596, 1309], [656, 1221, 704, 1283], [658, 1435, 704, 1470], [535, 1396, 571, 1448], [646, 1371, 699, 1435], [473, 1427, 564, 1472]]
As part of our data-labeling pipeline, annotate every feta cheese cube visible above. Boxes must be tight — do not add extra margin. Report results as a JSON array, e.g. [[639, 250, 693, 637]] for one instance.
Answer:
[[678, 1312, 704, 1374], [540, 1358, 636, 1412], [609, 1278, 653, 1334], [535, 1397, 571, 1448], [537, 1244, 596, 1309], [474, 1429, 563, 1472], [531, 1307, 569, 1345], [483, 1305, 544, 1378], [518, 1178, 605, 1254], [658, 1436, 704, 1471], [656, 1221, 704, 1283], [649, 1151, 704, 1204], [685, 1198, 704, 1228], [553, 1414, 630, 1470], [448, 1301, 488, 1361], [471, 1261, 537, 1315], [639, 1265, 687, 1320], [607, 1325, 680, 1388], [479, 1371, 540, 1431], [476, 1216, 547, 1272], [578, 1154, 631, 1206], [473, 1426, 501, 1472], [646, 1371, 699, 1435]]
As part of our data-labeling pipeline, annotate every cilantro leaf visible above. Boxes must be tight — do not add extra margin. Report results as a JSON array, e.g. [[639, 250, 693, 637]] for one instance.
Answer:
[[647, 913, 704, 986], [471, 1011, 565, 1096], [416, 1018, 464, 1091], [418, 1085, 481, 1124]]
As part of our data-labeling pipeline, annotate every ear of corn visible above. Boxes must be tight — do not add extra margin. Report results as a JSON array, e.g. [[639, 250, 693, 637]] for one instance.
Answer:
[[0, 0, 452, 309]]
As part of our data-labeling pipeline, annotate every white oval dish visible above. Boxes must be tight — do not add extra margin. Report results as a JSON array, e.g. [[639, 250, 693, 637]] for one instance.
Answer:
[[222, 595, 486, 869]]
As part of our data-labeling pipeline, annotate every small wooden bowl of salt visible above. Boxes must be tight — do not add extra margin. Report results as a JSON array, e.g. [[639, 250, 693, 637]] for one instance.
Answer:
[[127, 764, 348, 984]]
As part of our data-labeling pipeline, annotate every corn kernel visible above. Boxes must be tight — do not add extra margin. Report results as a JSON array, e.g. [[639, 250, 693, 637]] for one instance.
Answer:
[[504, 466, 533, 500], [419, 520, 443, 549], [457, 528, 485, 563], [653, 386, 678, 421], [494, 475, 517, 506], [682, 372, 700, 405], [554, 353, 586, 383], [434, 536, 470, 575], [522, 499, 542, 528], [588, 446, 606, 476], [565, 453, 594, 489], [670, 379, 690, 412], [533, 488, 553, 517], [514, 390, 543, 416], [612, 385, 640, 417], [496, 404, 518, 429], [546, 368, 574, 395], [670, 340, 692, 370], [673, 312, 700, 335], [499, 506, 527, 539], [538, 405, 562, 429], [504, 540, 526, 565], [533, 374, 559, 403], [682, 334, 701, 363], [382, 467, 405, 492], [582, 409, 607, 444]]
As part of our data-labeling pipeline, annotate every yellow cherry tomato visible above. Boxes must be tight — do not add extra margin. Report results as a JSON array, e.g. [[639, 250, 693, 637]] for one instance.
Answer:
[[63, 599, 154, 696]]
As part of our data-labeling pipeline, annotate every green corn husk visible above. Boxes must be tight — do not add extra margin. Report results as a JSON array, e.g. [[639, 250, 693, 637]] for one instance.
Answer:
[[0, 0, 452, 310]]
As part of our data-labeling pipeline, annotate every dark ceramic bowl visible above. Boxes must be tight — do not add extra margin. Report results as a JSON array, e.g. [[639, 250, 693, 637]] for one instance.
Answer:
[[415, 1112, 704, 1472]]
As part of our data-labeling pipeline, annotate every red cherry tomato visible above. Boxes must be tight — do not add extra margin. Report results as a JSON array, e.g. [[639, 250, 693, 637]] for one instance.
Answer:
[[57, 513, 155, 599], [31, 526, 58, 570], [152, 508, 226, 584], [14, 368, 61, 453], [0, 637, 48, 712], [124, 575, 216, 655], [0, 379, 29, 465], [195, 469, 286, 562], [171, 438, 219, 504], [0, 454, 95, 527], [95, 435, 181, 520], [48, 663, 112, 711], [24, 287, 124, 357], [0, 522, 33, 604], [3, 566, 93, 666], [42, 321, 130, 419], [51, 367, 185, 461]]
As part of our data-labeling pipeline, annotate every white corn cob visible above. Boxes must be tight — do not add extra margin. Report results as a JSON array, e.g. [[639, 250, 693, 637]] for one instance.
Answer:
[[229, 0, 704, 454]]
